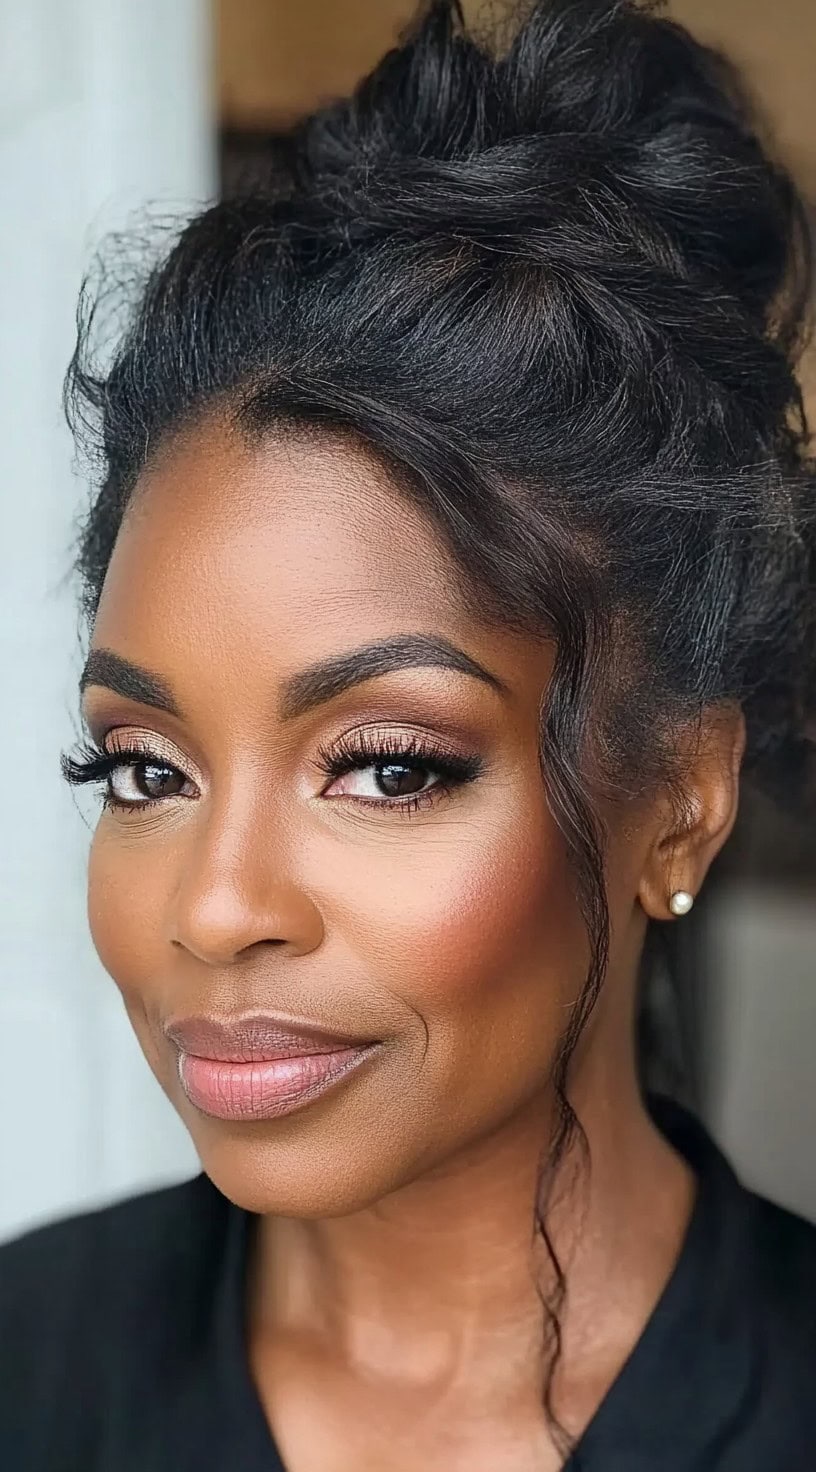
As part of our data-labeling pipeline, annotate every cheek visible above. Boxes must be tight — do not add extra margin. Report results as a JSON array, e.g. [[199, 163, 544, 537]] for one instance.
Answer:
[[87, 821, 170, 1015], [87, 822, 187, 1100], [416, 840, 573, 1005], [348, 806, 584, 1006], [334, 802, 589, 1110]]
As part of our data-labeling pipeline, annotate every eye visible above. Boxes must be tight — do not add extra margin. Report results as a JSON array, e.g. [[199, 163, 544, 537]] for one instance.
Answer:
[[326, 759, 440, 803], [314, 728, 483, 814], [108, 758, 195, 807], [61, 738, 200, 812]]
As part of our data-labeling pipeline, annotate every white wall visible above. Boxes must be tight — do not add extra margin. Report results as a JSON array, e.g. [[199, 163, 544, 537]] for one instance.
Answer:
[[0, 0, 212, 1242]]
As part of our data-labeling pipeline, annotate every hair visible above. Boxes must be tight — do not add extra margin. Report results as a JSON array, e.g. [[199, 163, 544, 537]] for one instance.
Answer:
[[65, 0, 815, 1456]]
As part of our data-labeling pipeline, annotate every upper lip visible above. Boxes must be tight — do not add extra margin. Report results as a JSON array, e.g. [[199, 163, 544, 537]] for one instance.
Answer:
[[163, 1012, 381, 1063]]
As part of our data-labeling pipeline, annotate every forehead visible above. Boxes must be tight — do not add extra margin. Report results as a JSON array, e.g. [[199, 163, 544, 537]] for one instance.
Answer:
[[92, 418, 489, 674]]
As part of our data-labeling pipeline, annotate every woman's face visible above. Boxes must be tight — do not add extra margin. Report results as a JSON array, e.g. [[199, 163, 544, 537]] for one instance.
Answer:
[[81, 418, 649, 1215]]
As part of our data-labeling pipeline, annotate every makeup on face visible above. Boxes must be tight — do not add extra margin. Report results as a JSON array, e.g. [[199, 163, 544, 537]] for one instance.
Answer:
[[69, 426, 577, 1222], [166, 1013, 385, 1122]]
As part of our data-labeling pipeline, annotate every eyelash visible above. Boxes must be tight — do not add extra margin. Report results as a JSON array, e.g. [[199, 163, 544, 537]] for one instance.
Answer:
[[315, 729, 482, 814], [61, 730, 483, 819]]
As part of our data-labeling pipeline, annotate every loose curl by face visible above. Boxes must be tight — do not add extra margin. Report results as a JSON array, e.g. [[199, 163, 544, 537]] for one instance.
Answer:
[[64, 0, 815, 1454]]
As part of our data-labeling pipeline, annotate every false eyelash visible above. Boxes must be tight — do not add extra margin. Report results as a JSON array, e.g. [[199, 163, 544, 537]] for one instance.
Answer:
[[61, 741, 156, 788], [60, 731, 484, 817], [314, 728, 483, 786]]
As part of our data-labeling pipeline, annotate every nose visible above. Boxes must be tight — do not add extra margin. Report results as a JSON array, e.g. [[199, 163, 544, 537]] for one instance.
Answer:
[[169, 802, 324, 967]]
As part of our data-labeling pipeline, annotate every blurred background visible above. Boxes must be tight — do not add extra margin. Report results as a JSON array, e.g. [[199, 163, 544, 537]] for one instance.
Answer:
[[0, 0, 813, 1243]]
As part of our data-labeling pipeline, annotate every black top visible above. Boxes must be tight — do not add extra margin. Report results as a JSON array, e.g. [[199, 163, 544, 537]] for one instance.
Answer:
[[1, 1098, 814, 1471]]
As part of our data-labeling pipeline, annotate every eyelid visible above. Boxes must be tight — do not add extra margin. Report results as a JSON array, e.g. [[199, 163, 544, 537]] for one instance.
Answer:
[[313, 722, 480, 770], [102, 727, 202, 784], [316, 715, 480, 755]]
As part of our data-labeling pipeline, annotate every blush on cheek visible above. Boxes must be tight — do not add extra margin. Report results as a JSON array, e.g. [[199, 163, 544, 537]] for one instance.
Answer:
[[87, 831, 176, 1092], [360, 810, 585, 1018], [87, 838, 125, 987], [341, 812, 590, 1156], [87, 829, 161, 1006]]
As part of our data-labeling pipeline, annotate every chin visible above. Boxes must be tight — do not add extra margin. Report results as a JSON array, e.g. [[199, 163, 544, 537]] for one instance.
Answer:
[[180, 1111, 408, 1219]]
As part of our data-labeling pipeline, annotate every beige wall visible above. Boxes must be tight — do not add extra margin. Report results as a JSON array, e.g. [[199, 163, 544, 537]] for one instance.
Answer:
[[218, 0, 816, 189], [673, 0, 816, 192], [671, 0, 816, 409], [217, 1, 815, 408], [216, 0, 417, 128]]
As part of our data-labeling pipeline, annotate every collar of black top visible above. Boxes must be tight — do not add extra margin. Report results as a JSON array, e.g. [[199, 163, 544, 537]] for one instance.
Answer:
[[195, 1096, 801, 1471]]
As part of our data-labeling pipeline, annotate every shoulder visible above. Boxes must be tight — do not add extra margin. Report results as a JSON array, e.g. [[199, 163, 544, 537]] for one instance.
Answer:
[[655, 1095, 816, 1336], [742, 1188, 816, 1339], [0, 1171, 225, 1313], [727, 1188, 816, 1459], [0, 1174, 231, 1465]]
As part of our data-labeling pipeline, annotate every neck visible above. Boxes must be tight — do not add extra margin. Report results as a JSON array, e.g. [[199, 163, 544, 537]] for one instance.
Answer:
[[247, 1064, 695, 1424]]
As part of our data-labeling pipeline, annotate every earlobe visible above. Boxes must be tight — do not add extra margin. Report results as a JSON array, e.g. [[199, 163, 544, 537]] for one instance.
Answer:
[[637, 704, 746, 921]]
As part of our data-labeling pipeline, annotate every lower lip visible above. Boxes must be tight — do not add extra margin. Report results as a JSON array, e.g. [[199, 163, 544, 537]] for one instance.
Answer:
[[177, 1045, 379, 1122]]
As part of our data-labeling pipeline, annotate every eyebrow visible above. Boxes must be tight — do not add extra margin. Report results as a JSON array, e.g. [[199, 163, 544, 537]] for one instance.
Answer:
[[278, 633, 508, 720], [79, 634, 508, 722], [80, 650, 180, 716]]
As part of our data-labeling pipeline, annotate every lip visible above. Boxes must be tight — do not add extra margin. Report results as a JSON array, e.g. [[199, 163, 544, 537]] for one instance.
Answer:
[[164, 1012, 381, 1063], [164, 1012, 383, 1123]]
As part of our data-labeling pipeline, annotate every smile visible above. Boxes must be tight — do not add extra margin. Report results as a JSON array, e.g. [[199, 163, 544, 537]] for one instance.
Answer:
[[176, 1043, 382, 1122]]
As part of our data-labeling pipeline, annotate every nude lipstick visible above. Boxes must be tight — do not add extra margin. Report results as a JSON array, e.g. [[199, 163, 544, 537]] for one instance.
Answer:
[[164, 1014, 382, 1122]]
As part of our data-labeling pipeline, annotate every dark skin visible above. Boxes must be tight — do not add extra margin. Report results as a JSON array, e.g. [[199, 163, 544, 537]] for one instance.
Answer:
[[80, 415, 744, 1471]]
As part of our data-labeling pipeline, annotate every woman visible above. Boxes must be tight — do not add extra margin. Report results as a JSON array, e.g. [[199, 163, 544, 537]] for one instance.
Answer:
[[1, 1, 814, 1467]]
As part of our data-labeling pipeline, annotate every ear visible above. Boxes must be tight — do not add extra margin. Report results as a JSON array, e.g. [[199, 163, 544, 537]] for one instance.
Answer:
[[638, 703, 746, 922]]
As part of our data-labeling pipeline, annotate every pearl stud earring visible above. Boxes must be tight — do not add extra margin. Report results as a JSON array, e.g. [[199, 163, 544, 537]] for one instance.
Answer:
[[669, 890, 694, 916]]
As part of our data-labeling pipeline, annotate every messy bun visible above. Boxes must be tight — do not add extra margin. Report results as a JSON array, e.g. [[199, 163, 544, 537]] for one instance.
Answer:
[[66, 0, 815, 1453]]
